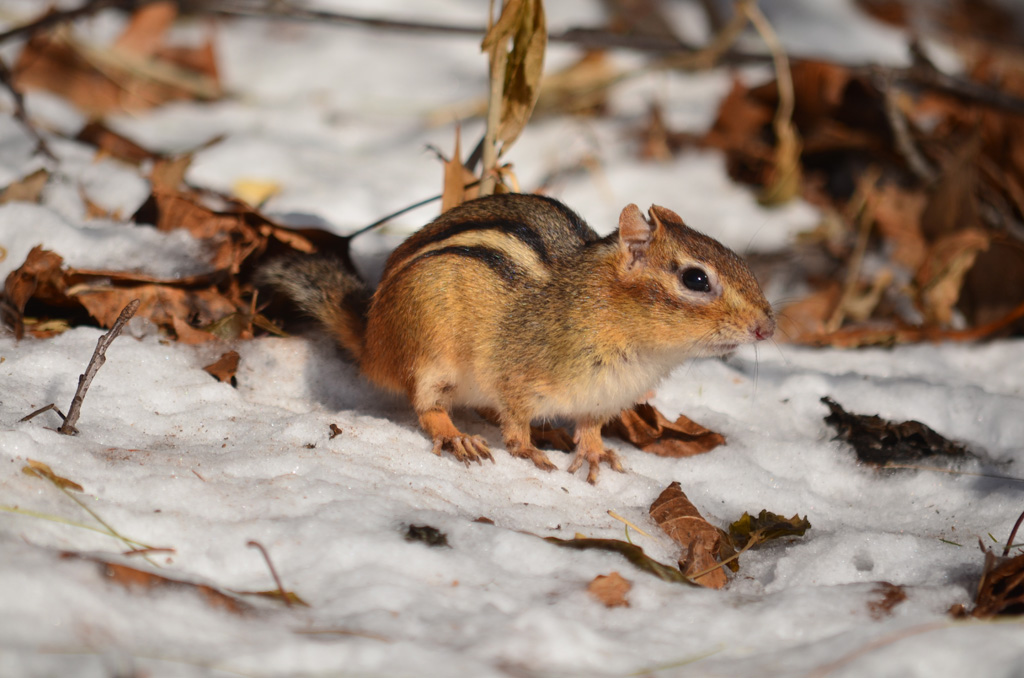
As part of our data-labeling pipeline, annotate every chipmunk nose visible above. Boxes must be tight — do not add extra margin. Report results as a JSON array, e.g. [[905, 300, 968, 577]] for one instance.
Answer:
[[752, 317, 775, 342]]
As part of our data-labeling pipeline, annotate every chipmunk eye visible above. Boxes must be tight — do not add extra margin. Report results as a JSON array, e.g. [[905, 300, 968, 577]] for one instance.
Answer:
[[680, 267, 711, 292]]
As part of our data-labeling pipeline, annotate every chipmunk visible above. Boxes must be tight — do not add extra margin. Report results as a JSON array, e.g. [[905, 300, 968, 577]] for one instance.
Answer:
[[259, 193, 774, 483]]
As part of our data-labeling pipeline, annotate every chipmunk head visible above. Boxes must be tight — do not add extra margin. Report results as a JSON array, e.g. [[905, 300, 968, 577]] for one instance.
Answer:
[[616, 203, 775, 356]]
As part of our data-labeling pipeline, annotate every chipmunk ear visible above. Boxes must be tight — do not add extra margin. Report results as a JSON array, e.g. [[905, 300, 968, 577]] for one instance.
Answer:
[[648, 205, 684, 229], [618, 203, 657, 272]]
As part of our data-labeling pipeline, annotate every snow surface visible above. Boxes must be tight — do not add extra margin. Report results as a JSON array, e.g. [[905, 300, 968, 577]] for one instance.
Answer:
[[2, 1, 1024, 677]]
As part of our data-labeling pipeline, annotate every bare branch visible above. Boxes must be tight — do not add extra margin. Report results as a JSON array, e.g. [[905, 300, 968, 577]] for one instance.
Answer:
[[58, 298, 140, 435]]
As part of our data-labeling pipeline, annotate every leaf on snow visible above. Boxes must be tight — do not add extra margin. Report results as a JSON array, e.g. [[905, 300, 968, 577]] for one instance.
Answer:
[[61, 552, 251, 614], [604, 403, 725, 457], [543, 537, 693, 585], [22, 459, 84, 492], [0, 169, 50, 205], [727, 509, 811, 550], [956, 543, 1024, 618], [586, 571, 631, 608], [203, 350, 240, 383], [821, 396, 976, 467], [405, 524, 450, 548], [13, 1, 220, 116], [649, 482, 727, 589]]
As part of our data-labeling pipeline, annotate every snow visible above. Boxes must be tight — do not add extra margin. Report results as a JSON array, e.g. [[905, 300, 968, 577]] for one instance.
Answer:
[[2, 1, 1024, 676]]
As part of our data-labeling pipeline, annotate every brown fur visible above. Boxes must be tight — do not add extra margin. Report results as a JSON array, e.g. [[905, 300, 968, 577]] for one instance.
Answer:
[[260, 193, 774, 483]]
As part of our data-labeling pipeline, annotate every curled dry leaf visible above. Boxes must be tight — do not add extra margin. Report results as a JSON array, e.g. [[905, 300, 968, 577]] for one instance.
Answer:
[[22, 459, 84, 492], [822, 396, 975, 467], [587, 572, 631, 608], [61, 552, 251, 614], [482, 0, 547, 150], [404, 524, 450, 548], [649, 481, 727, 589], [441, 128, 480, 213], [13, 2, 220, 116], [956, 543, 1024, 618], [543, 536, 691, 585], [604, 403, 725, 457], [727, 509, 811, 550], [868, 581, 908, 620], [0, 168, 50, 205], [916, 228, 991, 326], [203, 351, 240, 383]]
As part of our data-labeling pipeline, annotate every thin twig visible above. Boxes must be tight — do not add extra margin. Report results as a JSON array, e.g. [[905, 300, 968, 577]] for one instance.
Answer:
[[247, 540, 293, 608], [607, 510, 653, 539], [1003, 508, 1024, 558], [59, 298, 140, 435], [881, 71, 937, 183], [0, 58, 56, 161], [19, 403, 67, 424], [0, 0, 151, 44]]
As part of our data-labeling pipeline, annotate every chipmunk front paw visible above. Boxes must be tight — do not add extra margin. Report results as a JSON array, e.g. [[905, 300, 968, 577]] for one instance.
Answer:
[[431, 434, 495, 466], [567, 447, 625, 484]]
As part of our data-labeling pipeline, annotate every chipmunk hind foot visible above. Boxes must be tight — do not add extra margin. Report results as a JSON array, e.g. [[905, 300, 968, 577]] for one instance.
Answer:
[[568, 421, 626, 485]]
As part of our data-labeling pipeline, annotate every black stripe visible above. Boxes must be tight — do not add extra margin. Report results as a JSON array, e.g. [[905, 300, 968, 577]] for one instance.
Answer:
[[414, 218, 551, 264], [414, 245, 525, 283], [532, 195, 598, 244]]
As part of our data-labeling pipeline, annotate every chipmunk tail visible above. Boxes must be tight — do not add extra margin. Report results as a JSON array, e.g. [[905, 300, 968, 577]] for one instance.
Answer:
[[256, 254, 369, 362]]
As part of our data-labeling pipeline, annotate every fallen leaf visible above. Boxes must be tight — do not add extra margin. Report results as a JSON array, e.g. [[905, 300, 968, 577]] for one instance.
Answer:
[[543, 536, 692, 585], [2, 246, 68, 339], [76, 122, 156, 166], [587, 572, 631, 608], [232, 589, 310, 608], [822, 396, 975, 467], [868, 581, 908, 619], [649, 482, 727, 589], [22, 459, 84, 492], [604, 403, 725, 457], [0, 169, 49, 204], [961, 544, 1024, 618], [62, 552, 250, 614], [916, 228, 991, 326], [233, 178, 280, 207], [728, 510, 811, 550], [203, 351, 240, 383], [404, 524, 450, 548]]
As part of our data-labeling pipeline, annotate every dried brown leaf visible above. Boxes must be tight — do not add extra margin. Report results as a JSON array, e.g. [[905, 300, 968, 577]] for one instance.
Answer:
[[203, 350, 240, 383], [2, 246, 67, 338], [868, 581, 907, 619], [483, 0, 547, 150], [77, 122, 155, 166], [967, 546, 1024, 618], [13, 3, 219, 116], [62, 553, 251, 614], [587, 571, 631, 608], [441, 128, 479, 213], [0, 169, 49, 204], [649, 482, 727, 589], [113, 1, 177, 57], [868, 182, 928, 271], [605, 403, 725, 457], [22, 459, 84, 492], [916, 228, 991, 326], [822, 395, 975, 467]]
